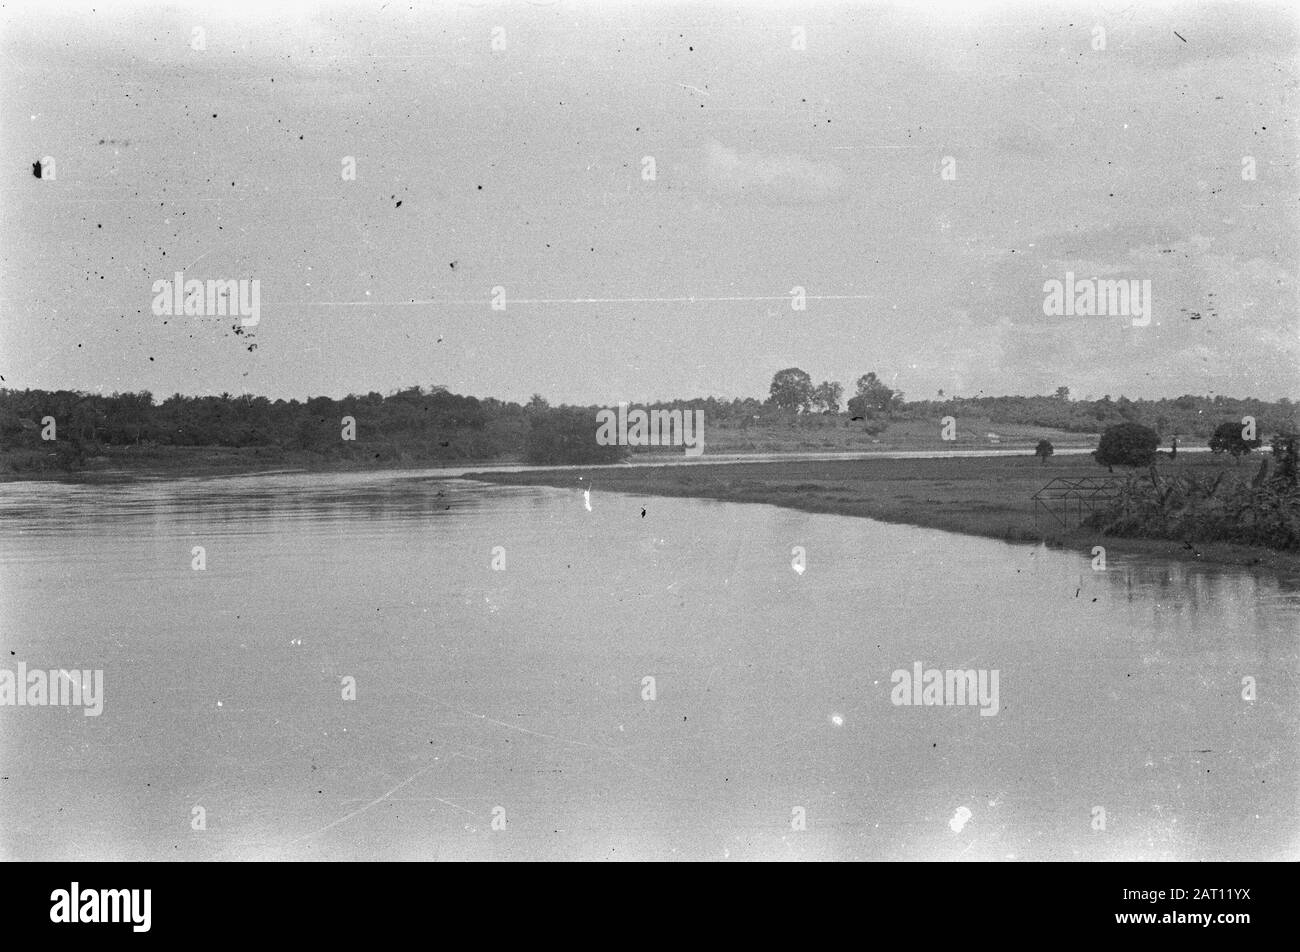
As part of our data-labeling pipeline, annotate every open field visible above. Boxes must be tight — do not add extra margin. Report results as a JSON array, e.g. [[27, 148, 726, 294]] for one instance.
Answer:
[[688, 417, 1096, 455], [471, 452, 1299, 572]]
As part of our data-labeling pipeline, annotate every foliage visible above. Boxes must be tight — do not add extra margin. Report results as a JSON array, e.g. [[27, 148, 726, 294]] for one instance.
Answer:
[[811, 380, 844, 414], [853, 372, 901, 413], [3, 382, 1296, 475], [1086, 465, 1300, 551], [768, 368, 814, 413], [1208, 420, 1263, 458], [1094, 422, 1160, 469], [524, 407, 628, 465], [1272, 433, 1299, 488]]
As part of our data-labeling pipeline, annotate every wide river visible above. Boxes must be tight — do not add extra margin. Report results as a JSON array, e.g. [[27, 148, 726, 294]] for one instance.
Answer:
[[1, 470, 1296, 860]]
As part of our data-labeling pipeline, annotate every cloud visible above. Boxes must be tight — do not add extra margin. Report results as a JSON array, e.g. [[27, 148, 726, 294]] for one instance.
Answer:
[[701, 139, 846, 204]]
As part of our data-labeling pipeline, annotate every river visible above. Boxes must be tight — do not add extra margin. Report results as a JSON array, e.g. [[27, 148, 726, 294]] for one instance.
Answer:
[[0, 470, 1295, 860]]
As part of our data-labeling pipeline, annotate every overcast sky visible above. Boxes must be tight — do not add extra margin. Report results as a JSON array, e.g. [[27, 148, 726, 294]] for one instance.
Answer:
[[2, 0, 1296, 405]]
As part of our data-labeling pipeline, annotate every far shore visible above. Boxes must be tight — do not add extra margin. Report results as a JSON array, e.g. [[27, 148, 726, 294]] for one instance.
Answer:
[[0, 439, 1209, 484]]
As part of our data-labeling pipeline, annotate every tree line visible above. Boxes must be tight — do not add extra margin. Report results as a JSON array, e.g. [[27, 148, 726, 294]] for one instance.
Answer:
[[1, 373, 1296, 472]]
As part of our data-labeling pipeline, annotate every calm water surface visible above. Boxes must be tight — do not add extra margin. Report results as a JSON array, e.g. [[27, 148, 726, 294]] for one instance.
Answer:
[[1, 470, 1296, 860]]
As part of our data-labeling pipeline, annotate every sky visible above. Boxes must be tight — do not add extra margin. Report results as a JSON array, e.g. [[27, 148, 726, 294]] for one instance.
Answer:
[[1, 0, 1297, 405]]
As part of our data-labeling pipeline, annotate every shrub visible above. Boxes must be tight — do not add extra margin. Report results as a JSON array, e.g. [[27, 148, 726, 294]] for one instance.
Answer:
[[1085, 467, 1300, 551], [1271, 433, 1298, 487]]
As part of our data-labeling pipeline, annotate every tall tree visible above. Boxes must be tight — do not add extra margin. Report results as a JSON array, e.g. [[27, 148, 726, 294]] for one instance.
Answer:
[[852, 372, 898, 413], [768, 368, 814, 413]]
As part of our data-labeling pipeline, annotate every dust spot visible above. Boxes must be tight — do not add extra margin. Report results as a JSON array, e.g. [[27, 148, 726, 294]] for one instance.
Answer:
[[949, 806, 973, 833]]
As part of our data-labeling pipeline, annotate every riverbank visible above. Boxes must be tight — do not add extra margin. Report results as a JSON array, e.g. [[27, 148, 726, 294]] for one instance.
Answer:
[[0, 442, 1106, 483], [468, 454, 1300, 573], [0, 444, 500, 482], [6, 445, 1292, 571]]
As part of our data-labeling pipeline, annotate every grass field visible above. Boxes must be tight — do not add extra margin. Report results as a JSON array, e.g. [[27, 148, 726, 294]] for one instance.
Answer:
[[471, 452, 1298, 572], [667, 416, 1095, 455]]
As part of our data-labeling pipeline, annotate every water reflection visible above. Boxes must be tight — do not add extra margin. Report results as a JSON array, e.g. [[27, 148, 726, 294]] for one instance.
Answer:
[[0, 471, 1295, 861]]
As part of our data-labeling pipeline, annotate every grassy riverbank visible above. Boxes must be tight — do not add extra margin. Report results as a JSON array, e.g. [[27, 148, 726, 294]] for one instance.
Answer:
[[6, 442, 1293, 571], [469, 453, 1300, 572]]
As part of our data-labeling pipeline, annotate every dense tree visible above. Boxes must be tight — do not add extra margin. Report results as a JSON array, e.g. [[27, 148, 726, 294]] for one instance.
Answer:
[[768, 368, 814, 413], [1094, 422, 1160, 472], [811, 380, 844, 414], [4, 380, 1297, 475], [524, 407, 627, 465], [853, 372, 899, 414], [1208, 420, 1263, 461]]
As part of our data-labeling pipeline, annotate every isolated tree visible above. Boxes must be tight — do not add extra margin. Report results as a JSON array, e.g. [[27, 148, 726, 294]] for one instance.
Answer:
[[1053, 386, 1070, 401], [1035, 439, 1054, 464], [768, 368, 814, 413], [1208, 420, 1262, 462], [1093, 422, 1160, 472], [811, 380, 844, 414]]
